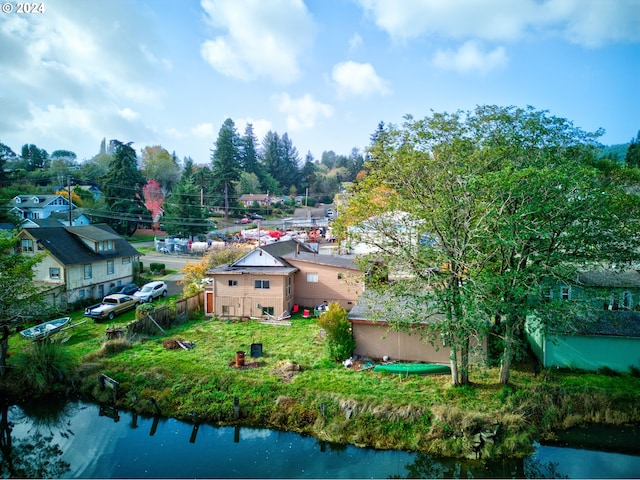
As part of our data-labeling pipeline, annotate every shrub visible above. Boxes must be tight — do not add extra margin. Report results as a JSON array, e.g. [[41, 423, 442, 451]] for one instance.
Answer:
[[149, 262, 166, 273], [11, 340, 78, 395], [316, 302, 355, 362], [136, 302, 155, 319]]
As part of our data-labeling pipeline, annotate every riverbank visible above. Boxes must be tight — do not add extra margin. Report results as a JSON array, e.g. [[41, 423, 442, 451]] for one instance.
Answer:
[[3, 311, 640, 460]]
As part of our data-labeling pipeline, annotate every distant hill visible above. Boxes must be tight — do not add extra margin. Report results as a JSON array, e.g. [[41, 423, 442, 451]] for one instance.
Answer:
[[599, 143, 629, 162]]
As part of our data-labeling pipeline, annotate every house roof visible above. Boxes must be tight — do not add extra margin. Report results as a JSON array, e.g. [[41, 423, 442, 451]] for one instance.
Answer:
[[576, 270, 640, 289], [282, 250, 359, 270], [11, 194, 75, 209], [260, 239, 314, 257], [557, 311, 640, 338], [22, 224, 140, 266], [348, 289, 444, 325]]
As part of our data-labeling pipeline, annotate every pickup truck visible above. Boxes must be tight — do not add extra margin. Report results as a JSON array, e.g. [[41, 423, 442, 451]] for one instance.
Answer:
[[84, 294, 141, 321]]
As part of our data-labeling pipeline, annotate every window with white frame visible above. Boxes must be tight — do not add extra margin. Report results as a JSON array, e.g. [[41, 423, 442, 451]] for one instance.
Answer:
[[542, 288, 552, 302], [306, 272, 319, 283], [107, 260, 114, 275], [560, 286, 570, 300], [49, 267, 60, 279], [84, 264, 92, 279], [285, 276, 292, 297], [122, 257, 131, 264], [228, 280, 238, 287], [254, 280, 270, 289], [21, 239, 33, 252]]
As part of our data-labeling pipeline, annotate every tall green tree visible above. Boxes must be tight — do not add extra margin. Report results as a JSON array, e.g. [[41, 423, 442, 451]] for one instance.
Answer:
[[0, 230, 46, 377], [339, 106, 640, 386], [239, 123, 262, 179], [625, 131, 640, 168], [97, 140, 146, 236], [20, 144, 49, 171], [140, 145, 181, 195], [162, 177, 208, 237], [211, 118, 241, 218]]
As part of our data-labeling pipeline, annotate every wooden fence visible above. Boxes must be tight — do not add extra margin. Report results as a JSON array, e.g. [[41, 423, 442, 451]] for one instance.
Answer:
[[126, 292, 204, 337]]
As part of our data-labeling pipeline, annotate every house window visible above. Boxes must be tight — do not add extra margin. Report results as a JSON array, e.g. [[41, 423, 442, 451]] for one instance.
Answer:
[[542, 288, 552, 302], [623, 291, 632, 310], [254, 280, 270, 289], [79, 289, 85, 298], [228, 280, 238, 287], [49, 267, 60, 279], [21, 239, 33, 252], [98, 240, 114, 251], [262, 306, 274, 316], [285, 276, 292, 297], [122, 257, 131, 264], [98, 284, 104, 298], [84, 264, 92, 279], [107, 260, 114, 275], [560, 286, 570, 300], [307, 272, 319, 283], [222, 306, 230, 315]]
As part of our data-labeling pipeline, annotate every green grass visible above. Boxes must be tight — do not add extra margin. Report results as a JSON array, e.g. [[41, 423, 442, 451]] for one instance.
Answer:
[[5, 307, 640, 459]]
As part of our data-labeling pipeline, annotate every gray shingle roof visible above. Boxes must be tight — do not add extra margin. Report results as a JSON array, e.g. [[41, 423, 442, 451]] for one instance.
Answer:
[[24, 224, 140, 266]]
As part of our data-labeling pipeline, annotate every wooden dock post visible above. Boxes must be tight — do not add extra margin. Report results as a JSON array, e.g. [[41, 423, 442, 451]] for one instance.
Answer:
[[98, 373, 119, 405]]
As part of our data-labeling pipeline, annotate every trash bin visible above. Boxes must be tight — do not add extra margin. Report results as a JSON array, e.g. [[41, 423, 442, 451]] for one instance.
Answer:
[[235, 351, 245, 367], [250, 343, 263, 358]]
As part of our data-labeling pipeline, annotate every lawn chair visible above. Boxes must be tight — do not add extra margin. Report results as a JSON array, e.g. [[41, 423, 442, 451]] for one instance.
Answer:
[[302, 309, 311, 318]]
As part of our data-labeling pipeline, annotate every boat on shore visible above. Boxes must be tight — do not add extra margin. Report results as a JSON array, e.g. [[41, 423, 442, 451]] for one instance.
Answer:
[[19, 317, 72, 341], [373, 362, 451, 375]]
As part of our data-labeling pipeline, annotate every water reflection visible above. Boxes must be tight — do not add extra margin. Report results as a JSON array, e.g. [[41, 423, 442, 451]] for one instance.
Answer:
[[1, 399, 639, 479]]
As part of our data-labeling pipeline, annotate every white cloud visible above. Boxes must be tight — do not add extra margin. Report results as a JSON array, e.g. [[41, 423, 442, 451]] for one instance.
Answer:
[[199, 0, 316, 83], [0, 0, 169, 157], [355, 0, 640, 47], [119, 108, 140, 120], [235, 118, 273, 143], [331, 61, 391, 98], [433, 41, 508, 75], [192, 123, 216, 138], [349, 32, 363, 52], [273, 93, 334, 131]]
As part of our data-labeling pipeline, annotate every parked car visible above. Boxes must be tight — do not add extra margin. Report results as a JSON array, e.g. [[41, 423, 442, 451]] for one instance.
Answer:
[[134, 281, 168, 302], [241, 217, 251, 224], [84, 294, 141, 321], [108, 283, 139, 296], [250, 213, 263, 220]]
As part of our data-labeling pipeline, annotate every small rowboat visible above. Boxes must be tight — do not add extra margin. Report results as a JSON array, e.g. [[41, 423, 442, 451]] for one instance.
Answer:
[[373, 363, 451, 376], [19, 317, 72, 341]]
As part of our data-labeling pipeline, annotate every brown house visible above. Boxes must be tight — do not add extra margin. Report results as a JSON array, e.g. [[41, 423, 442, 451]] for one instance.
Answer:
[[204, 240, 362, 318], [348, 290, 487, 364]]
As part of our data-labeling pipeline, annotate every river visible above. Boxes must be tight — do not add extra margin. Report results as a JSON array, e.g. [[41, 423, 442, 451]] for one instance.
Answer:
[[1, 398, 639, 479]]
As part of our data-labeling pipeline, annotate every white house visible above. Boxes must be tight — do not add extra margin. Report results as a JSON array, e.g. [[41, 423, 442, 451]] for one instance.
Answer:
[[18, 224, 141, 308]]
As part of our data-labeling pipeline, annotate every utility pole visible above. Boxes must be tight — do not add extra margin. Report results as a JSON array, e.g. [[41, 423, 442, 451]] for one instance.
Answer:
[[67, 175, 73, 226]]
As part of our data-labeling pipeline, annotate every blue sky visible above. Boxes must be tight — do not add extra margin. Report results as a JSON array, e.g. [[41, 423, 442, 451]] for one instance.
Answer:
[[1, 0, 639, 165]]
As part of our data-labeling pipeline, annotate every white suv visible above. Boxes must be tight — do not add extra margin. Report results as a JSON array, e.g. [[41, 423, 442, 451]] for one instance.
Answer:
[[134, 281, 168, 302]]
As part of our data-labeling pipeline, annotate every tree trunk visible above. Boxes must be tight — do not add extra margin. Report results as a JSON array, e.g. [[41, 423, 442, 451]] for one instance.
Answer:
[[460, 339, 470, 385], [0, 325, 9, 378], [449, 345, 460, 385], [499, 322, 512, 385]]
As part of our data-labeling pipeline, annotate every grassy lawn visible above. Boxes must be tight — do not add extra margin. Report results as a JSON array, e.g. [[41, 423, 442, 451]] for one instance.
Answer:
[[6, 300, 640, 459]]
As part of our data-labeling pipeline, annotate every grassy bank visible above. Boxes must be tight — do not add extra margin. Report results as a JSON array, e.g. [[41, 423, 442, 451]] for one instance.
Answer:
[[4, 308, 640, 460]]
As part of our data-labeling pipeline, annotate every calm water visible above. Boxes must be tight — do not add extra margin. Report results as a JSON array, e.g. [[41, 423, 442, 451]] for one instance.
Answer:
[[1, 399, 639, 479]]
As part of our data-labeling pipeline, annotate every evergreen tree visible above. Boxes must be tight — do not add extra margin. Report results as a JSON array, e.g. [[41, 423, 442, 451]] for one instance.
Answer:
[[239, 123, 262, 177], [211, 118, 241, 218], [97, 140, 146, 236], [625, 131, 640, 168], [162, 177, 208, 237]]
